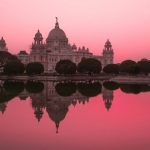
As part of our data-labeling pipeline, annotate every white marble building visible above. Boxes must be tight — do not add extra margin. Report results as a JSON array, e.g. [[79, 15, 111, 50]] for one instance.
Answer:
[[17, 18, 114, 73]]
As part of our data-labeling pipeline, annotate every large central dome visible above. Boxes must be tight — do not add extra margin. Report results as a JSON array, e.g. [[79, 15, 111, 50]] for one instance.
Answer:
[[46, 18, 68, 43]]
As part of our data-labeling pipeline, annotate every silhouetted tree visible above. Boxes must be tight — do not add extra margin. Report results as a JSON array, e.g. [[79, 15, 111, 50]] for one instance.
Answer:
[[103, 81, 119, 90], [77, 82, 102, 97], [0, 90, 15, 103], [3, 80, 24, 93], [25, 81, 44, 93], [103, 64, 119, 74], [140, 84, 150, 92], [0, 51, 19, 68], [55, 82, 77, 96], [3, 61, 25, 75], [120, 84, 141, 94], [77, 58, 102, 74], [119, 60, 139, 74], [137, 60, 150, 75], [26, 62, 44, 75], [55, 59, 76, 75], [0, 81, 25, 102]]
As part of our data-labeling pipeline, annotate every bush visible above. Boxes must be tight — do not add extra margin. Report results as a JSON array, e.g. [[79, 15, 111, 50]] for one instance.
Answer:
[[0, 81, 25, 102], [3, 80, 24, 93], [26, 62, 44, 75], [25, 81, 44, 93], [137, 60, 150, 75], [77, 82, 102, 97], [3, 61, 25, 75], [103, 81, 119, 90], [77, 58, 102, 74], [55, 82, 77, 96], [103, 64, 119, 74], [119, 60, 139, 74], [55, 59, 76, 75], [0, 51, 19, 66], [120, 84, 141, 94]]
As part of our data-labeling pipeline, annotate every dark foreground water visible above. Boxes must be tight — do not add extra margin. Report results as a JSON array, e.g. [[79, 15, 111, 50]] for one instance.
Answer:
[[0, 80, 150, 150]]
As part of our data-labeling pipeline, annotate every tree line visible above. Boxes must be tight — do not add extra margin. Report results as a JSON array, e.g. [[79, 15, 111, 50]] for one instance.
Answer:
[[3, 61, 44, 75], [103, 59, 150, 75], [1, 80, 150, 104], [2, 58, 150, 76], [53, 58, 150, 75]]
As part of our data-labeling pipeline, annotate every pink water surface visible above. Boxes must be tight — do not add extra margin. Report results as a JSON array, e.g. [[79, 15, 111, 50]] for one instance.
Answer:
[[0, 89, 150, 150]]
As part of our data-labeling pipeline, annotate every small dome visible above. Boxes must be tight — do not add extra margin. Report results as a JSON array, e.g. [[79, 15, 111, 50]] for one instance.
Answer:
[[72, 44, 77, 50], [18, 50, 28, 55], [34, 30, 43, 40], [105, 39, 112, 48], [1, 37, 5, 42], [82, 46, 85, 51], [78, 47, 81, 51]]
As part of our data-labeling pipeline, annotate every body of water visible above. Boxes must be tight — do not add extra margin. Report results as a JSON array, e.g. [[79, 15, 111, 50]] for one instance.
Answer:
[[0, 80, 150, 150]]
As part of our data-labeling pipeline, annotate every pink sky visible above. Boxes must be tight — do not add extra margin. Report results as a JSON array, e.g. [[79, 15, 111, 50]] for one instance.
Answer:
[[0, 0, 150, 63]]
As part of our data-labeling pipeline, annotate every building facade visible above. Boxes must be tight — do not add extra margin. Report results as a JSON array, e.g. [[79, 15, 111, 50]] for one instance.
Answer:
[[16, 18, 114, 73]]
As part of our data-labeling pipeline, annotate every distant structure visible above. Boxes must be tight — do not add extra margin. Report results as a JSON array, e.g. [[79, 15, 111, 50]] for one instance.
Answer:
[[3, 18, 114, 72], [0, 37, 8, 51]]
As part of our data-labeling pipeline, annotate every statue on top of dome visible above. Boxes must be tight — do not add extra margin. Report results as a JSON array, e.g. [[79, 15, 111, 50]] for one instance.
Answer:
[[55, 17, 59, 29]]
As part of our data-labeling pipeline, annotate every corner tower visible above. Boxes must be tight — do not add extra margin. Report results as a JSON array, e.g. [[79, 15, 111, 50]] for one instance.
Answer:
[[31, 30, 45, 50], [103, 39, 114, 66], [102, 88, 114, 110]]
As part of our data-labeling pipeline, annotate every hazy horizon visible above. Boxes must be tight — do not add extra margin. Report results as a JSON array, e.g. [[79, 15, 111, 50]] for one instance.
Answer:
[[0, 0, 150, 63]]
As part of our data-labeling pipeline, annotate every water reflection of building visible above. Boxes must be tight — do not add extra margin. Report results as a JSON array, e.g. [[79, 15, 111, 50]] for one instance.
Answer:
[[30, 82, 89, 132], [18, 89, 29, 100], [29, 87, 47, 122], [32, 97, 45, 122], [46, 99, 69, 133], [26, 82, 114, 132], [0, 102, 7, 114], [1, 81, 114, 132], [102, 87, 114, 110]]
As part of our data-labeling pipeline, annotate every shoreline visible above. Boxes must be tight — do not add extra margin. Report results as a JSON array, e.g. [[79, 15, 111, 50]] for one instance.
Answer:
[[0, 75, 150, 84], [110, 76, 150, 84], [0, 75, 110, 82]]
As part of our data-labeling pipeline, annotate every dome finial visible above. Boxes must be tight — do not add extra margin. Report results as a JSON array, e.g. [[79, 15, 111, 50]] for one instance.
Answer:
[[55, 17, 59, 28], [56, 17, 58, 23]]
